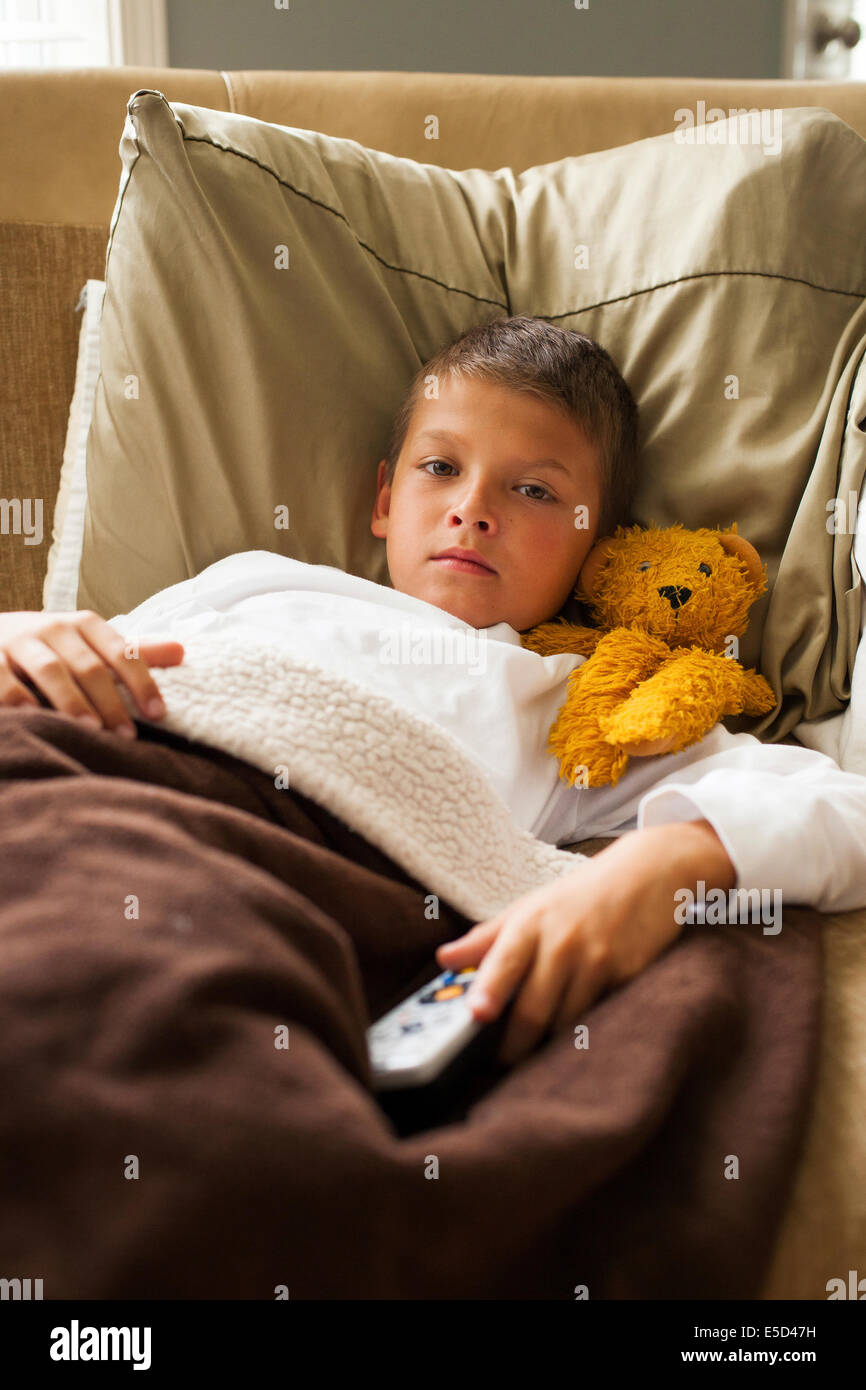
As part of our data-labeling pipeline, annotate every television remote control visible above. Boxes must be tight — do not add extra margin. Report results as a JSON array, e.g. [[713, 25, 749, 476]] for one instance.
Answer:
[[367, 965, 485, 1090]]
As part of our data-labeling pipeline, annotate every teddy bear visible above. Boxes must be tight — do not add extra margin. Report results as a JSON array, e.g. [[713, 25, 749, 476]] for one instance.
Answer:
[[519, 521, 777, 789]]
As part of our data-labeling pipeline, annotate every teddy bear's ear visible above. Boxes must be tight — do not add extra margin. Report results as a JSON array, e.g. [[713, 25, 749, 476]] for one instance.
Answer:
[[716, 528, 768, 596], [575, 535, 619, 600]]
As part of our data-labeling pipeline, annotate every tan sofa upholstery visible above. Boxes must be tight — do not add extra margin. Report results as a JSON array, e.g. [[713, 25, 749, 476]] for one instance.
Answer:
[[2, 67, 865, 1300]]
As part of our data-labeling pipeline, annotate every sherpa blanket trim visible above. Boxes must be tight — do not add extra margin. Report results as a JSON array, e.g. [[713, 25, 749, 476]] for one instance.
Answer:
[[125, 633, 585, 922]]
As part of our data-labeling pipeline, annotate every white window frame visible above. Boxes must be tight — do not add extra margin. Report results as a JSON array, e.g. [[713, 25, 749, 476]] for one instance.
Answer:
[[783, 0, 866, 79], [107, 0, 168, 66], [0, 0, 168, 69]]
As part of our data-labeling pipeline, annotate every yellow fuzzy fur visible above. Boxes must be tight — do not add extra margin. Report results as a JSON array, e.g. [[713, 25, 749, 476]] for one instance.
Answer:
[[520, 522, 777, 788]]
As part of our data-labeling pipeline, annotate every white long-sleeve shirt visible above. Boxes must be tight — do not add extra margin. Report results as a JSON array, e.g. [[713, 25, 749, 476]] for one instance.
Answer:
[[108, 549, 866, 916]]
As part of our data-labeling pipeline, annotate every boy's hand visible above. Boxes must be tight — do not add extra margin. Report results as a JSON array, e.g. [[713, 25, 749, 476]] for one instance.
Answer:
[[0, 610, 184, 737], [435, 819, 735, 1067]]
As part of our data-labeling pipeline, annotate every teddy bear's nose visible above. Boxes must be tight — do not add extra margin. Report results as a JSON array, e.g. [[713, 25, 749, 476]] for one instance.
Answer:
[[657, 585, 692, 611]]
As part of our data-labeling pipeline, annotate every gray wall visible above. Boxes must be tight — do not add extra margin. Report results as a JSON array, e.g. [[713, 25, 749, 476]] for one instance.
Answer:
[[166, 0, 785, 80]]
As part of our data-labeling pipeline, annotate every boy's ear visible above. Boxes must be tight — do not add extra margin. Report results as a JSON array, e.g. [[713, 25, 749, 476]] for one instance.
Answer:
[[371, 458, 390, 538]]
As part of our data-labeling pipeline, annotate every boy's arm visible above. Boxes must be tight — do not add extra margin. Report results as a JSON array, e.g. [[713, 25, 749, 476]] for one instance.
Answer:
[[436, 814, 737, 1066], [0, 610, 182, 733], [635, 733, 866, 915], [540, 722, 866, 916], [439, 733, 866, 1066], [657, 815, 736, 891]]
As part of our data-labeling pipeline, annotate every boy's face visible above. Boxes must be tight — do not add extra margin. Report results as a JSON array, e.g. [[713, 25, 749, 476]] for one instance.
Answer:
[[370, 374, 602, 631]]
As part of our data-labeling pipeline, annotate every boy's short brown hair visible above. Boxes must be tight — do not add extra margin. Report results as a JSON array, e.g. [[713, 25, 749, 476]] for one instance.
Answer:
[[382, 314, 641, 540]]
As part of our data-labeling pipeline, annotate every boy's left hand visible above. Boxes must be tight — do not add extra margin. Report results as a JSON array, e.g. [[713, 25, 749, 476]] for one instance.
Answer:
[[435, 819, 734, 1067]]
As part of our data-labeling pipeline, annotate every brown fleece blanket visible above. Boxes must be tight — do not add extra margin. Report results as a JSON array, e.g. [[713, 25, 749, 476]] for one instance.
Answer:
[[0, 707, 822, 1299]]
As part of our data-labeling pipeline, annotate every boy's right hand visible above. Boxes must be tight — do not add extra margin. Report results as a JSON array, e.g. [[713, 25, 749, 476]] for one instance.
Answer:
[[0, 610, 185, 738]]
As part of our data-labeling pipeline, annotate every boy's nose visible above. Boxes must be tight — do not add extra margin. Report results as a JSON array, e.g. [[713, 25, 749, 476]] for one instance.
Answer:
[[450, 508, 492, 531], [657, 584, 691, 611]]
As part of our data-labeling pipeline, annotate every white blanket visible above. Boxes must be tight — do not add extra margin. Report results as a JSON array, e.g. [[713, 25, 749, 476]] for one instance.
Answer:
[[109, 551, 866, 919], [127, 632, 586, 924]]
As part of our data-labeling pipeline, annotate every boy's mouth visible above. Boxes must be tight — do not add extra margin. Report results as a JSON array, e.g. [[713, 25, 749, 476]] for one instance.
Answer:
[[431, 548, 498, 575]]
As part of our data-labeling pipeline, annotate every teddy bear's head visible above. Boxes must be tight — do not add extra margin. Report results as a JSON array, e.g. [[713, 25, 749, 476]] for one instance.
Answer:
[[576, 521, 768, 653]]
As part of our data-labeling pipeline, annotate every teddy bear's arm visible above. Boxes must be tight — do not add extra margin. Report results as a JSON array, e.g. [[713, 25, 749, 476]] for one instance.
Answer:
[[519, 621, 602, 658], [602, 648, 776, 756], [739, 668, 777, 716], [544, 626, 673, 787]]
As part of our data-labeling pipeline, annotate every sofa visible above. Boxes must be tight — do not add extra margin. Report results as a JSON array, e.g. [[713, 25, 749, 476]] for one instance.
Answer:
[[1, 66, 865, 1299]]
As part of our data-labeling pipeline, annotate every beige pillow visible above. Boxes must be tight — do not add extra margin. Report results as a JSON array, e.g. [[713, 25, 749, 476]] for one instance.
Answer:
[[43, 279, 105, 612], [80, 93, 866, 740]]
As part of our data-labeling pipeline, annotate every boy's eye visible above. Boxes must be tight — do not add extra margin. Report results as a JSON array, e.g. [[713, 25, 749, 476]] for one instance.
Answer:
[[517, 483, 553, 501], [698, 562, 712, 576], [423, 459, 454, 477], [420, 461, 553, 501]]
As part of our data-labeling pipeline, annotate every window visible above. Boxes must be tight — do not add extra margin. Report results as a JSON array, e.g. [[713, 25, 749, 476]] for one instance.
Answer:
[[852, 1, 866, 78], [0, 0, 168, 69], [784, 0, 866, 79]]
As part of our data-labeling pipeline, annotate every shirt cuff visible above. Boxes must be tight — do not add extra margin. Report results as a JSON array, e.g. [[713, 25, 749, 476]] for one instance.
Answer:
[[636, 765, 866, 913], [636, 785, 741, 887]]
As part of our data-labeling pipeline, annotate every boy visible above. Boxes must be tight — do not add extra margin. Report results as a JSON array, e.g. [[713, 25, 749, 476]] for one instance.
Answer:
[[2, 317, 865, 1069], [365, 315, 866, 1061]]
